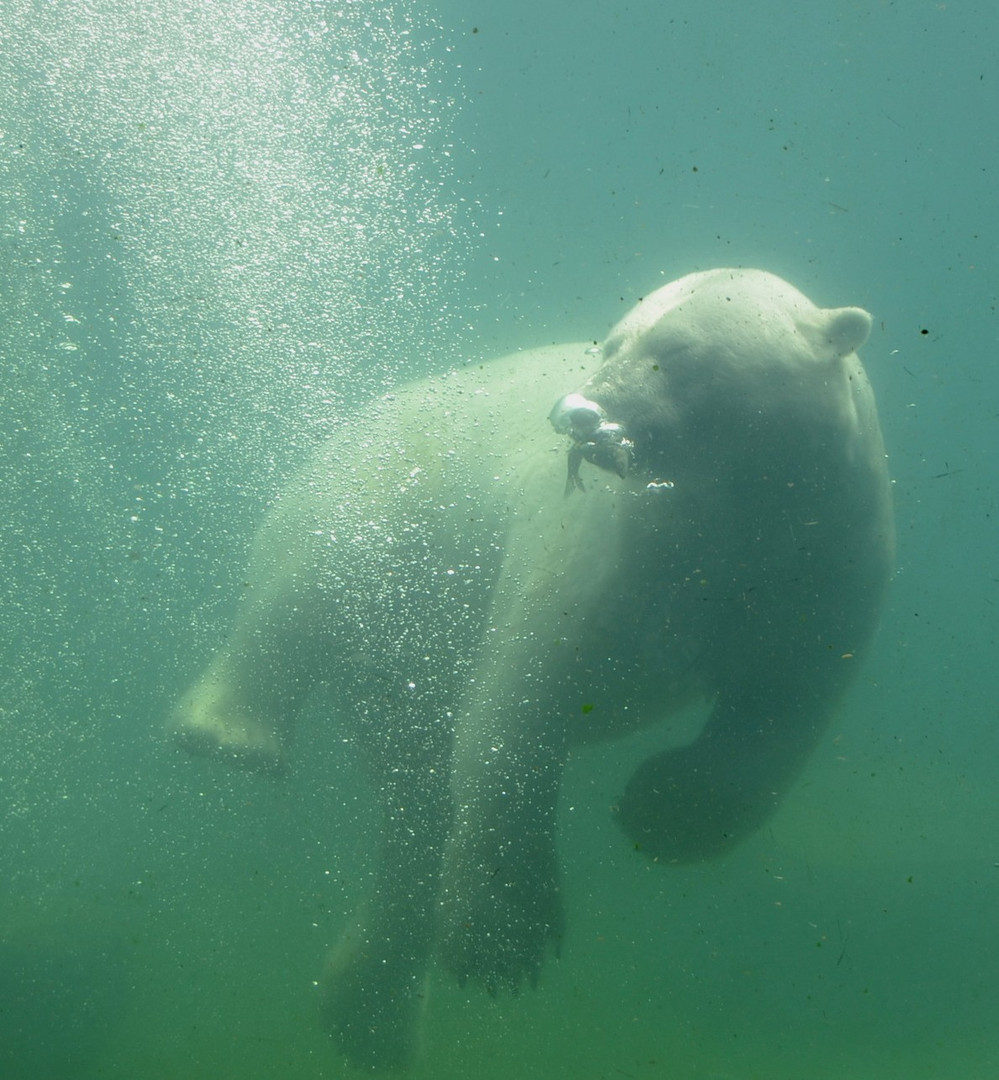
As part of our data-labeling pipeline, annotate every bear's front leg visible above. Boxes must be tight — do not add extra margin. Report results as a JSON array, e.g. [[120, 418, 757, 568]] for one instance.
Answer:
[[439, 737, 566, 994], [321, 922, 430, 1072], [616, 674, 846, 863], [436, 504, 610, 994], [321, 872, 440, 1071]]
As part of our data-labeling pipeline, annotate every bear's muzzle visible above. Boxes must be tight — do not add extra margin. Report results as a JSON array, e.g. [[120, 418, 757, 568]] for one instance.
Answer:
[[549, 393, 634, 495]]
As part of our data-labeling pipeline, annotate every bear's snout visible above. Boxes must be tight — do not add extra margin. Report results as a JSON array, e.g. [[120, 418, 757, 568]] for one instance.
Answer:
[[550, 392, 634, 494]]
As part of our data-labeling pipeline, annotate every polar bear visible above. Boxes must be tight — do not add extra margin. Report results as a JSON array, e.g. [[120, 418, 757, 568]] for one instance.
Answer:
[[170, 268, 893, 1070]]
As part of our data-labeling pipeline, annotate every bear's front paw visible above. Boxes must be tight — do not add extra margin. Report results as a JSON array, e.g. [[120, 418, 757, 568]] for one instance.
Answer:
[[438, 835, 564, 995], [616, 746, 772, 862]]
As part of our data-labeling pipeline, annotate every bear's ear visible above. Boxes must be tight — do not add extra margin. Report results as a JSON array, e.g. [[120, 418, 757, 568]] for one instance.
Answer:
[[817, 305, 873, 357]]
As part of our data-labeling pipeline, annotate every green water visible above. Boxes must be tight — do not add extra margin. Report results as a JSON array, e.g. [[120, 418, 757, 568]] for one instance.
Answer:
[[1, 2, 996, 1077]]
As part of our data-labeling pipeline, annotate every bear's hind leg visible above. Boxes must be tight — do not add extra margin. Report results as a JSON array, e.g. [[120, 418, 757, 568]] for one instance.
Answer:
[[169, 554, 330, 774], [169, 656, 292, 775]]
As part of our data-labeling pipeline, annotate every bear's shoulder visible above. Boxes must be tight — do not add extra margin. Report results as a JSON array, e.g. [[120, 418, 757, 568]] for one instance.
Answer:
[[380, 341, 598, 428], [359, 341, 598, 468], [300, 343, 599, 511]]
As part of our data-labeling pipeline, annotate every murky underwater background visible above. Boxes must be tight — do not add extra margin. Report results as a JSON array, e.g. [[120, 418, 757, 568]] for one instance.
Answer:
[[1, 1, 996, 1077]]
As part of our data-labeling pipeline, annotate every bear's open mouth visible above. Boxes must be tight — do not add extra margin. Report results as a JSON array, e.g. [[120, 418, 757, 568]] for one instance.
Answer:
[[549, 392, 634, 494]]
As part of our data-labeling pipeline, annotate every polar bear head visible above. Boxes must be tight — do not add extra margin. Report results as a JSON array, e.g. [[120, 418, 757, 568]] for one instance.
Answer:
[[549, 268, 874, 494]]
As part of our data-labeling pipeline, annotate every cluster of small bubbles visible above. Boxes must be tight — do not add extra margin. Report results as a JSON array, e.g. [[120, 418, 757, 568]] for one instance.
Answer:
[[4, 0, 467, 472], [0, 0, 470, 809]]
